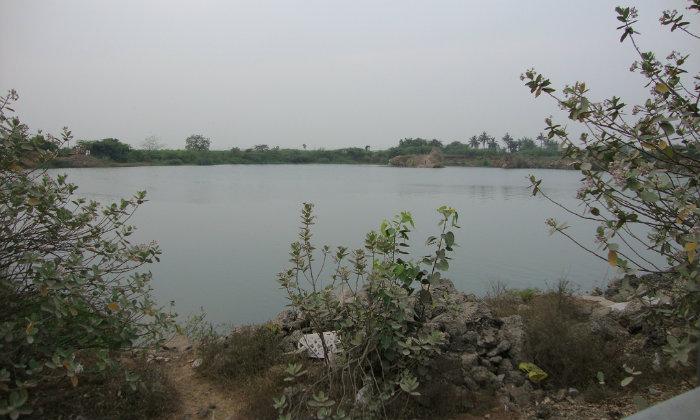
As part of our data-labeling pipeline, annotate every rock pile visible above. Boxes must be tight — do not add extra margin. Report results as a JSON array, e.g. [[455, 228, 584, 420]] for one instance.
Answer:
[[388, 147, 445, 168], [272, 278, 533, 410], [420, 279, 532, 409], [264, 272, 678, 418]]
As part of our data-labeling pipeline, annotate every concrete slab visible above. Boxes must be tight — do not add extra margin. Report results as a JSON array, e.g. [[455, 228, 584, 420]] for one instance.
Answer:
[[625, 387, 700, 420]]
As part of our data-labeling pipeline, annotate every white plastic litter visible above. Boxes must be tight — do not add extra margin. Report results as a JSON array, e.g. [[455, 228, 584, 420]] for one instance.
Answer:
[[297, 332, 340, 359]]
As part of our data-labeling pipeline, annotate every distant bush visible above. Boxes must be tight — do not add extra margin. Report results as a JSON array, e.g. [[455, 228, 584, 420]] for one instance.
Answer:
[[48, 136, 560, 168], [79, 137, 131, 161], [185, 134, 211, 151]]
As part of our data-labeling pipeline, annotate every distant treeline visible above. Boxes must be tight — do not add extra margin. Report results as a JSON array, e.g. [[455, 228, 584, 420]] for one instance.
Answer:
[[47, 132, 562, 167]]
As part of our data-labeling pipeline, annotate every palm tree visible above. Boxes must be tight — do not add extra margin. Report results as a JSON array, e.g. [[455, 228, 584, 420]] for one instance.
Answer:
[[536, 132, 547, 148], [469, 135, 480, 149], [502, 133, 517, 153], [487, 138, 498, 150], [518, 137, 536, 150], [478, 131, 491, 149]]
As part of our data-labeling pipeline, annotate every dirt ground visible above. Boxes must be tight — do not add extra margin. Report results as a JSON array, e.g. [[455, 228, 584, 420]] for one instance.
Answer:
[[157, 334, 694, 420], [158, 336, 245, 420]]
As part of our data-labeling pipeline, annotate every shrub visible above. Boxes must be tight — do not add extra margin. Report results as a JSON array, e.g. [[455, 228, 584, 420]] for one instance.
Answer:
[[79, 138, 131, 161], [0, 90, 175, 419], [194, 325, 294, 419], [30, 358, 179, 419], [184, 134, 211, 151], [521, 288, 622, 389], [484, 281, 540, 317], [274, 204, 458, 418], [523, 2, 700, 369], [196, 325, 287, 384]]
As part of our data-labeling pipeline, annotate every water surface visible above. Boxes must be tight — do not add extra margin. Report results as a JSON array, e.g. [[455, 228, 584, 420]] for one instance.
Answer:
[[51, 164, 616, 325]]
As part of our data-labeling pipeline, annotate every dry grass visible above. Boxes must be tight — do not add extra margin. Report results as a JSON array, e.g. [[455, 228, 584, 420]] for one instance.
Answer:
[[196, 324, 287, 384], [29, 357, 180, 419], [195, 324, 298, 418], [486, 280, 625, 390], [485, 280, 540, 318], [521, 290, 624, 389], [486, 280, 696, 398]]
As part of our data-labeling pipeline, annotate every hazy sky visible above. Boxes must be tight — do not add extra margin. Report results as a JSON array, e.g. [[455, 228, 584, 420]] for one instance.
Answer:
[[1, 1, 698, 150]]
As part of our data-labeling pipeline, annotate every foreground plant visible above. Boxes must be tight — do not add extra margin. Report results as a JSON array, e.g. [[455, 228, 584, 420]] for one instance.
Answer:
[[0, 90, 175, 418], [522, 2, 699, 370], [275, 204, 459, 418]]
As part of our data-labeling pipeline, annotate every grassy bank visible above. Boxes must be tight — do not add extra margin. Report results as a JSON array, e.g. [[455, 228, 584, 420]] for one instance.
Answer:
[[170, 282, 694, 419], [444, 153, 572, 169], [45, 146, 569, 170], [39, 135, 568, 169]]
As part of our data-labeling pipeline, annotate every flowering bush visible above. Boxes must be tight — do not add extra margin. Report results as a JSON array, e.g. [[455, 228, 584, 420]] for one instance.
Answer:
[[522, 2, 699, 369]]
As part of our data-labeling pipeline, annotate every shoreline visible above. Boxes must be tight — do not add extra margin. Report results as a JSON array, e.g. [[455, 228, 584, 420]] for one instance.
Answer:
[[45, 154, 573, 170]]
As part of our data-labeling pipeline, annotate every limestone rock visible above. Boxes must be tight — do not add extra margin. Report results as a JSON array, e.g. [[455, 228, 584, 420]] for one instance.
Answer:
[[460, 352, 479, 368], [272, 308, 308, 333], [487, 339, 511, 357], [470, 365, 497, 387], [280, 330, 303, 353], [589, 312, 628, 341], [388, 147, 445, 168], [499, 315, 525, 363], [505, 383, 532, 406]]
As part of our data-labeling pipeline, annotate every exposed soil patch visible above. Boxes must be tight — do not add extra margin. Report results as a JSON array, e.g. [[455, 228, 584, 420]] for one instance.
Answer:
[[157, 336, 245, 420]]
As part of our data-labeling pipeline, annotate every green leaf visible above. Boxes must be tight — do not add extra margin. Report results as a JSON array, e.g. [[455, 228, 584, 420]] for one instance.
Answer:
[[654, 83, 669, 94], [444, 231, 455, 247], [639, 190, 659, 202], [418, 290, 432, 306], [659, 121, 674, 135]]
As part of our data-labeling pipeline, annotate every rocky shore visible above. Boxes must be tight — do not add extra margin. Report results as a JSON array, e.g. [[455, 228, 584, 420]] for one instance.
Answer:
[[388, 147, 445, 168], [267, 277, 694, 418], [136, 274, 694, 419]]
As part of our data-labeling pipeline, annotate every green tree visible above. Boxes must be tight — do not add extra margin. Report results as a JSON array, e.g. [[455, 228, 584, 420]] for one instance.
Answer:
[[517, 136, 536, 150], [536, 132, 547, 148], [542, 137, 559, 152], [477, 131, 493, 149], [468, 135, 480, 149], [79, 138, 131, 161], [185, 134, 211, 151], [444, 140, 466, 154], [0, 90, 175, 418], [523, 2, 699, 369], [502, 133, 518, 153]]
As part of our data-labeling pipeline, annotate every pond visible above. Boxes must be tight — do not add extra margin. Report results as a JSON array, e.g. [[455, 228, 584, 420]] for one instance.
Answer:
[[51, 164, 616, 325]]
